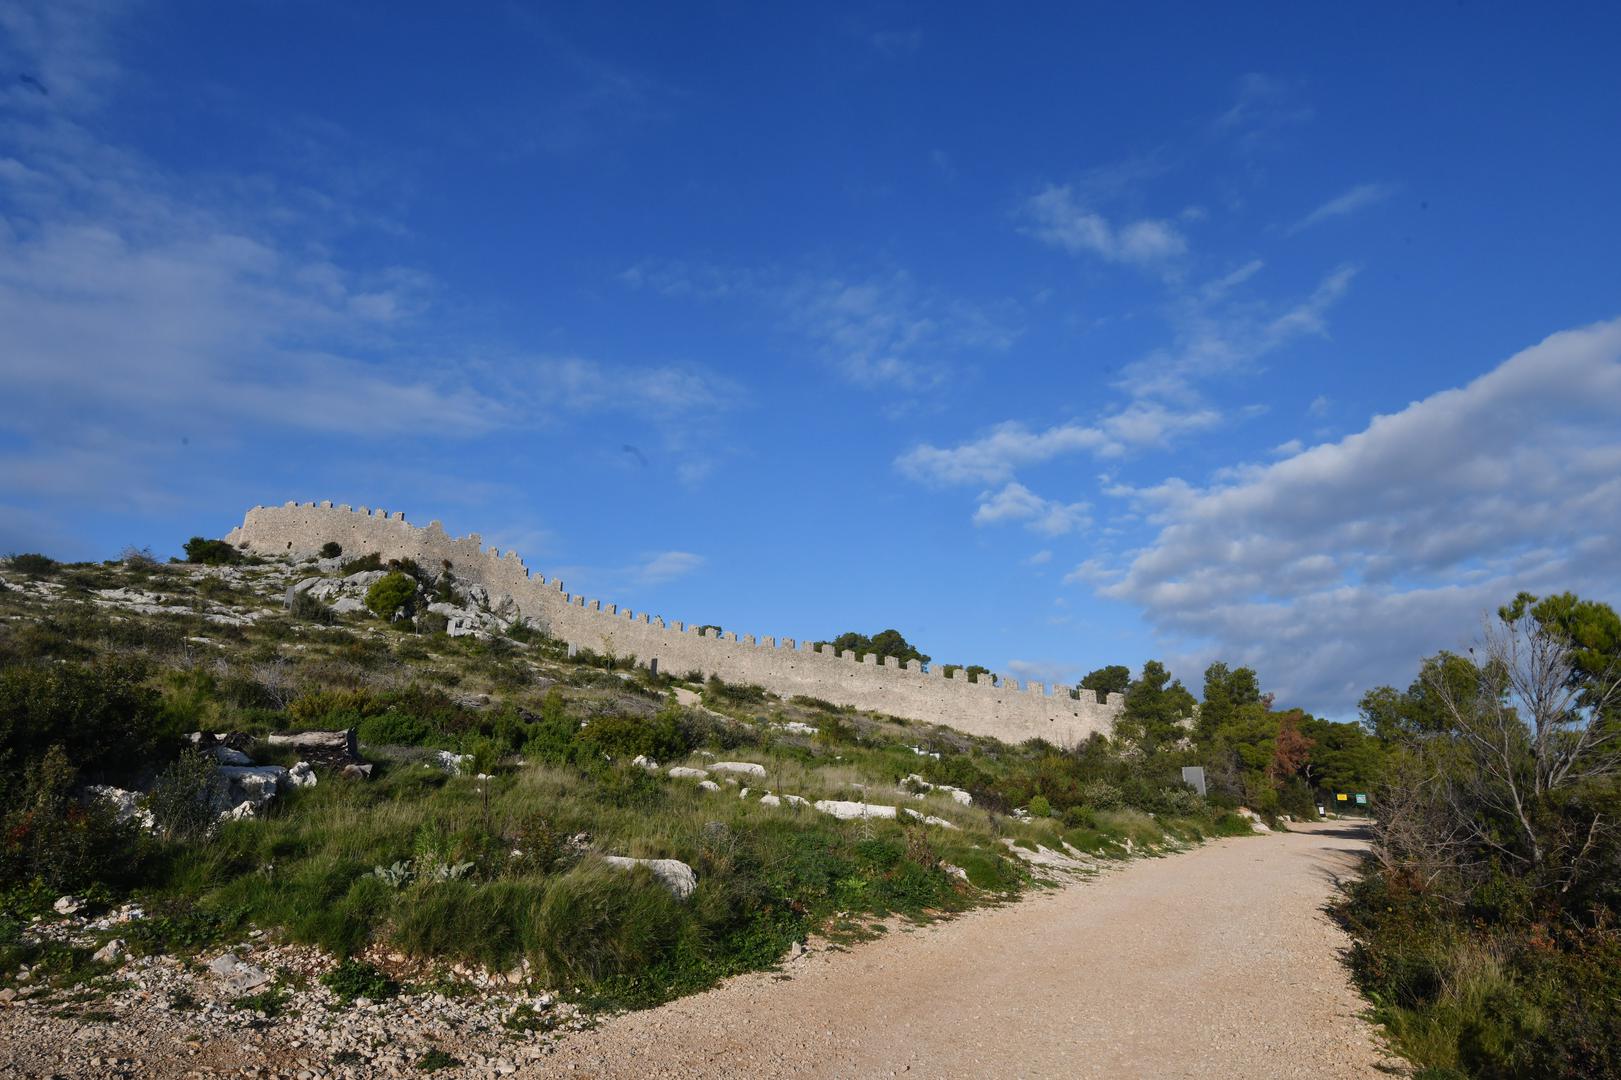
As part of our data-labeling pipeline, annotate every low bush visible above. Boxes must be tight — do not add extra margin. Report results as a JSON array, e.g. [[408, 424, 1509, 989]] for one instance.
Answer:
[[183, 537, 241, 566], [365, 571, 417, 620], [3, 552, 58, 577], [321, 958, 399, 1003], [148, 750, 224, 841], [319, 542, 343, 559]]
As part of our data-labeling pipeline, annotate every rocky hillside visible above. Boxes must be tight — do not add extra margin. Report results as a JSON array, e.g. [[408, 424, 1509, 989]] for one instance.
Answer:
[[0, 546, 1252, 1079]]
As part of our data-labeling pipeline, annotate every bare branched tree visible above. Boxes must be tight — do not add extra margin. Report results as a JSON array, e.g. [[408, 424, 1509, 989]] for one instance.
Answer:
[[1424, 602, 1621, 888]]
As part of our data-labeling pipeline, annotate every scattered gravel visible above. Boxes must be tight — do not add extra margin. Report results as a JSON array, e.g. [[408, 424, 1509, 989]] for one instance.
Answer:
[[536, 822, 1398, 1078]]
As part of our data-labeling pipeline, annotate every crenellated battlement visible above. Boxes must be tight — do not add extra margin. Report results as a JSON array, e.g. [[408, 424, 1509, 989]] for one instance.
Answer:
[[225, 502, 1123, 744]]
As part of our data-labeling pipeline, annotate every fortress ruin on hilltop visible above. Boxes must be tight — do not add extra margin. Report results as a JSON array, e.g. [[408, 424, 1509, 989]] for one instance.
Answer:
[[226, 502, 1124, 745]]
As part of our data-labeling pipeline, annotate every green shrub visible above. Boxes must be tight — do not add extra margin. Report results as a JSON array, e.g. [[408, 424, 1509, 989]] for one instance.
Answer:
[[4, 552, 58, 577], [1079, 779, 1123, 810], [0, 659, 169, 799], [287, 590, 335, 624], [365, 572, 417, 620], [345, 552, 384, 573], [183, 537, 241, 565], [147, 749, 224, 840], [320, 959, 399, 1003], [1026, 795, 1053, 818], [0, 746, 141, 891], [319, 541, 343, 559], [572, 701, 692, 764]]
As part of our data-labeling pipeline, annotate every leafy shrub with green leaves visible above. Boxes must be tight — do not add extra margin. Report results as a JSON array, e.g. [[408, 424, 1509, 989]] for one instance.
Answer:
[[0, 659, 169, 800], [365, 571, 417, 620], [183, 537, 241, 565], [0, 746, 141, 891], [147, 749, 224, 840], [320, 958, 399, 1003], [319, 541, 343, 559], [4, 552, 59, 577], [572, 700, 692, 764]]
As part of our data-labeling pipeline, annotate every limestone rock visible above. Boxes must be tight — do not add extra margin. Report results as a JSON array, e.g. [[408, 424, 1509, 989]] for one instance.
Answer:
[[434, 750, 473, 776], [710, 761, 767, 780], [1235, 807, 1272, 834], [206, 952, 272, 994], [216, 765, 288, 816], [53, 895, 85, 916], [631, 755, 660, 772], [85, 785, 156, 830], [697, 780, 721, 793], [288, 761, 317, 788], [91, 939, 125, 965], [667, 766, 709, 779], [602, 856, 698, 899], [813, 800, 899, 821]]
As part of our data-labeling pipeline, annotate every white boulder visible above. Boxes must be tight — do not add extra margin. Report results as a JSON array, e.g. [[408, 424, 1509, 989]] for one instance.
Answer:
[[813, 800, 899, 821], [667, 766, 709, 780], [207, 953, 272, 994], [602, 857, 698, 900], [287, 761, 318, 788], [697, 780, 721, 793], [91, 939, 125, 965], [710, 762, 767, 780], [433, 750, 473, 776], [216, 765, 288, 815], [85, 785, 155, 830]]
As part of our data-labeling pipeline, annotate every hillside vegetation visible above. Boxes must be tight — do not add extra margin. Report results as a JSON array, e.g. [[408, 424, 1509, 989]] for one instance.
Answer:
[[0, 543, 1254, 1066]]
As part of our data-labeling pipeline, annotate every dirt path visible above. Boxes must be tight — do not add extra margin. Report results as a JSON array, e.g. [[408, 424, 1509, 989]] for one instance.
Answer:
[[539, 822, 1395, 1079]]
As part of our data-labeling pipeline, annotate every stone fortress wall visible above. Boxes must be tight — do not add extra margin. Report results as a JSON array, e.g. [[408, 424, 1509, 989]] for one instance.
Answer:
[[226, 502, 1123, 746]]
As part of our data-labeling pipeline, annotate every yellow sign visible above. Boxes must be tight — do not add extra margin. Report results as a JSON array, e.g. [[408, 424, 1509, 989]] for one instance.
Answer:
[[1336, 793, 1348, 801]]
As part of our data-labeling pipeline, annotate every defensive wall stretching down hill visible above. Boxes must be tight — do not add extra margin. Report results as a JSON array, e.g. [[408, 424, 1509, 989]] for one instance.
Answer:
[[226, 503, 1124, 745]]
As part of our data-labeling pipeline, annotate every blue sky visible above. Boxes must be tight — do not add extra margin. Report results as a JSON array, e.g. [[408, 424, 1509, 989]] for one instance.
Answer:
[[3, 2, 1619, 715]]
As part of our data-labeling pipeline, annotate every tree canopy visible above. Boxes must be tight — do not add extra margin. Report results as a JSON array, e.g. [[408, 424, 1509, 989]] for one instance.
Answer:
[[1078, 664, 1131, 703], [823, 629, 930, 665]]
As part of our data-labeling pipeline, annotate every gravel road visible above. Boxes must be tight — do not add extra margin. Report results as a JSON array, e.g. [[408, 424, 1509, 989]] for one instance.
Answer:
[[539, 821, 1395, 1079]]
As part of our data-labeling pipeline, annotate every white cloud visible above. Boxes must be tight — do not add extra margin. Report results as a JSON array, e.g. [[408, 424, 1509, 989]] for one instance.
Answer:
[[973, 483, 1091, 536], [1025, 549, 1053, 566], [633, 550, 705, 585], [1090, 317, 1621, 712], [1289, 182, 1396, 234], [897, 402, 1225, 487], [1006, 659, 1075, 686], [1020, 184, 1187, 269]]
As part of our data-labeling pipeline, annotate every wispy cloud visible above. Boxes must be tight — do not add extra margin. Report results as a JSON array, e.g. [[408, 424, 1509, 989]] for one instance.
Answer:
[[1116, 263, 1358, 402], [634, 550, 705, 585], [1019, 184, 1188, 270], [1210, 72, 1313, 151], [1288, 182, 1397, 234], [973, 483, 1091, 536], [1006, 658, 1075, 686], [623, 259, 1021, 392], [897, 401, 1226, 487]]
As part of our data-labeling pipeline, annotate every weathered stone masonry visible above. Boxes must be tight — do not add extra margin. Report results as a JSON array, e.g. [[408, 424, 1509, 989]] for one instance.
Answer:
[[226, 503, 1123, 745]]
